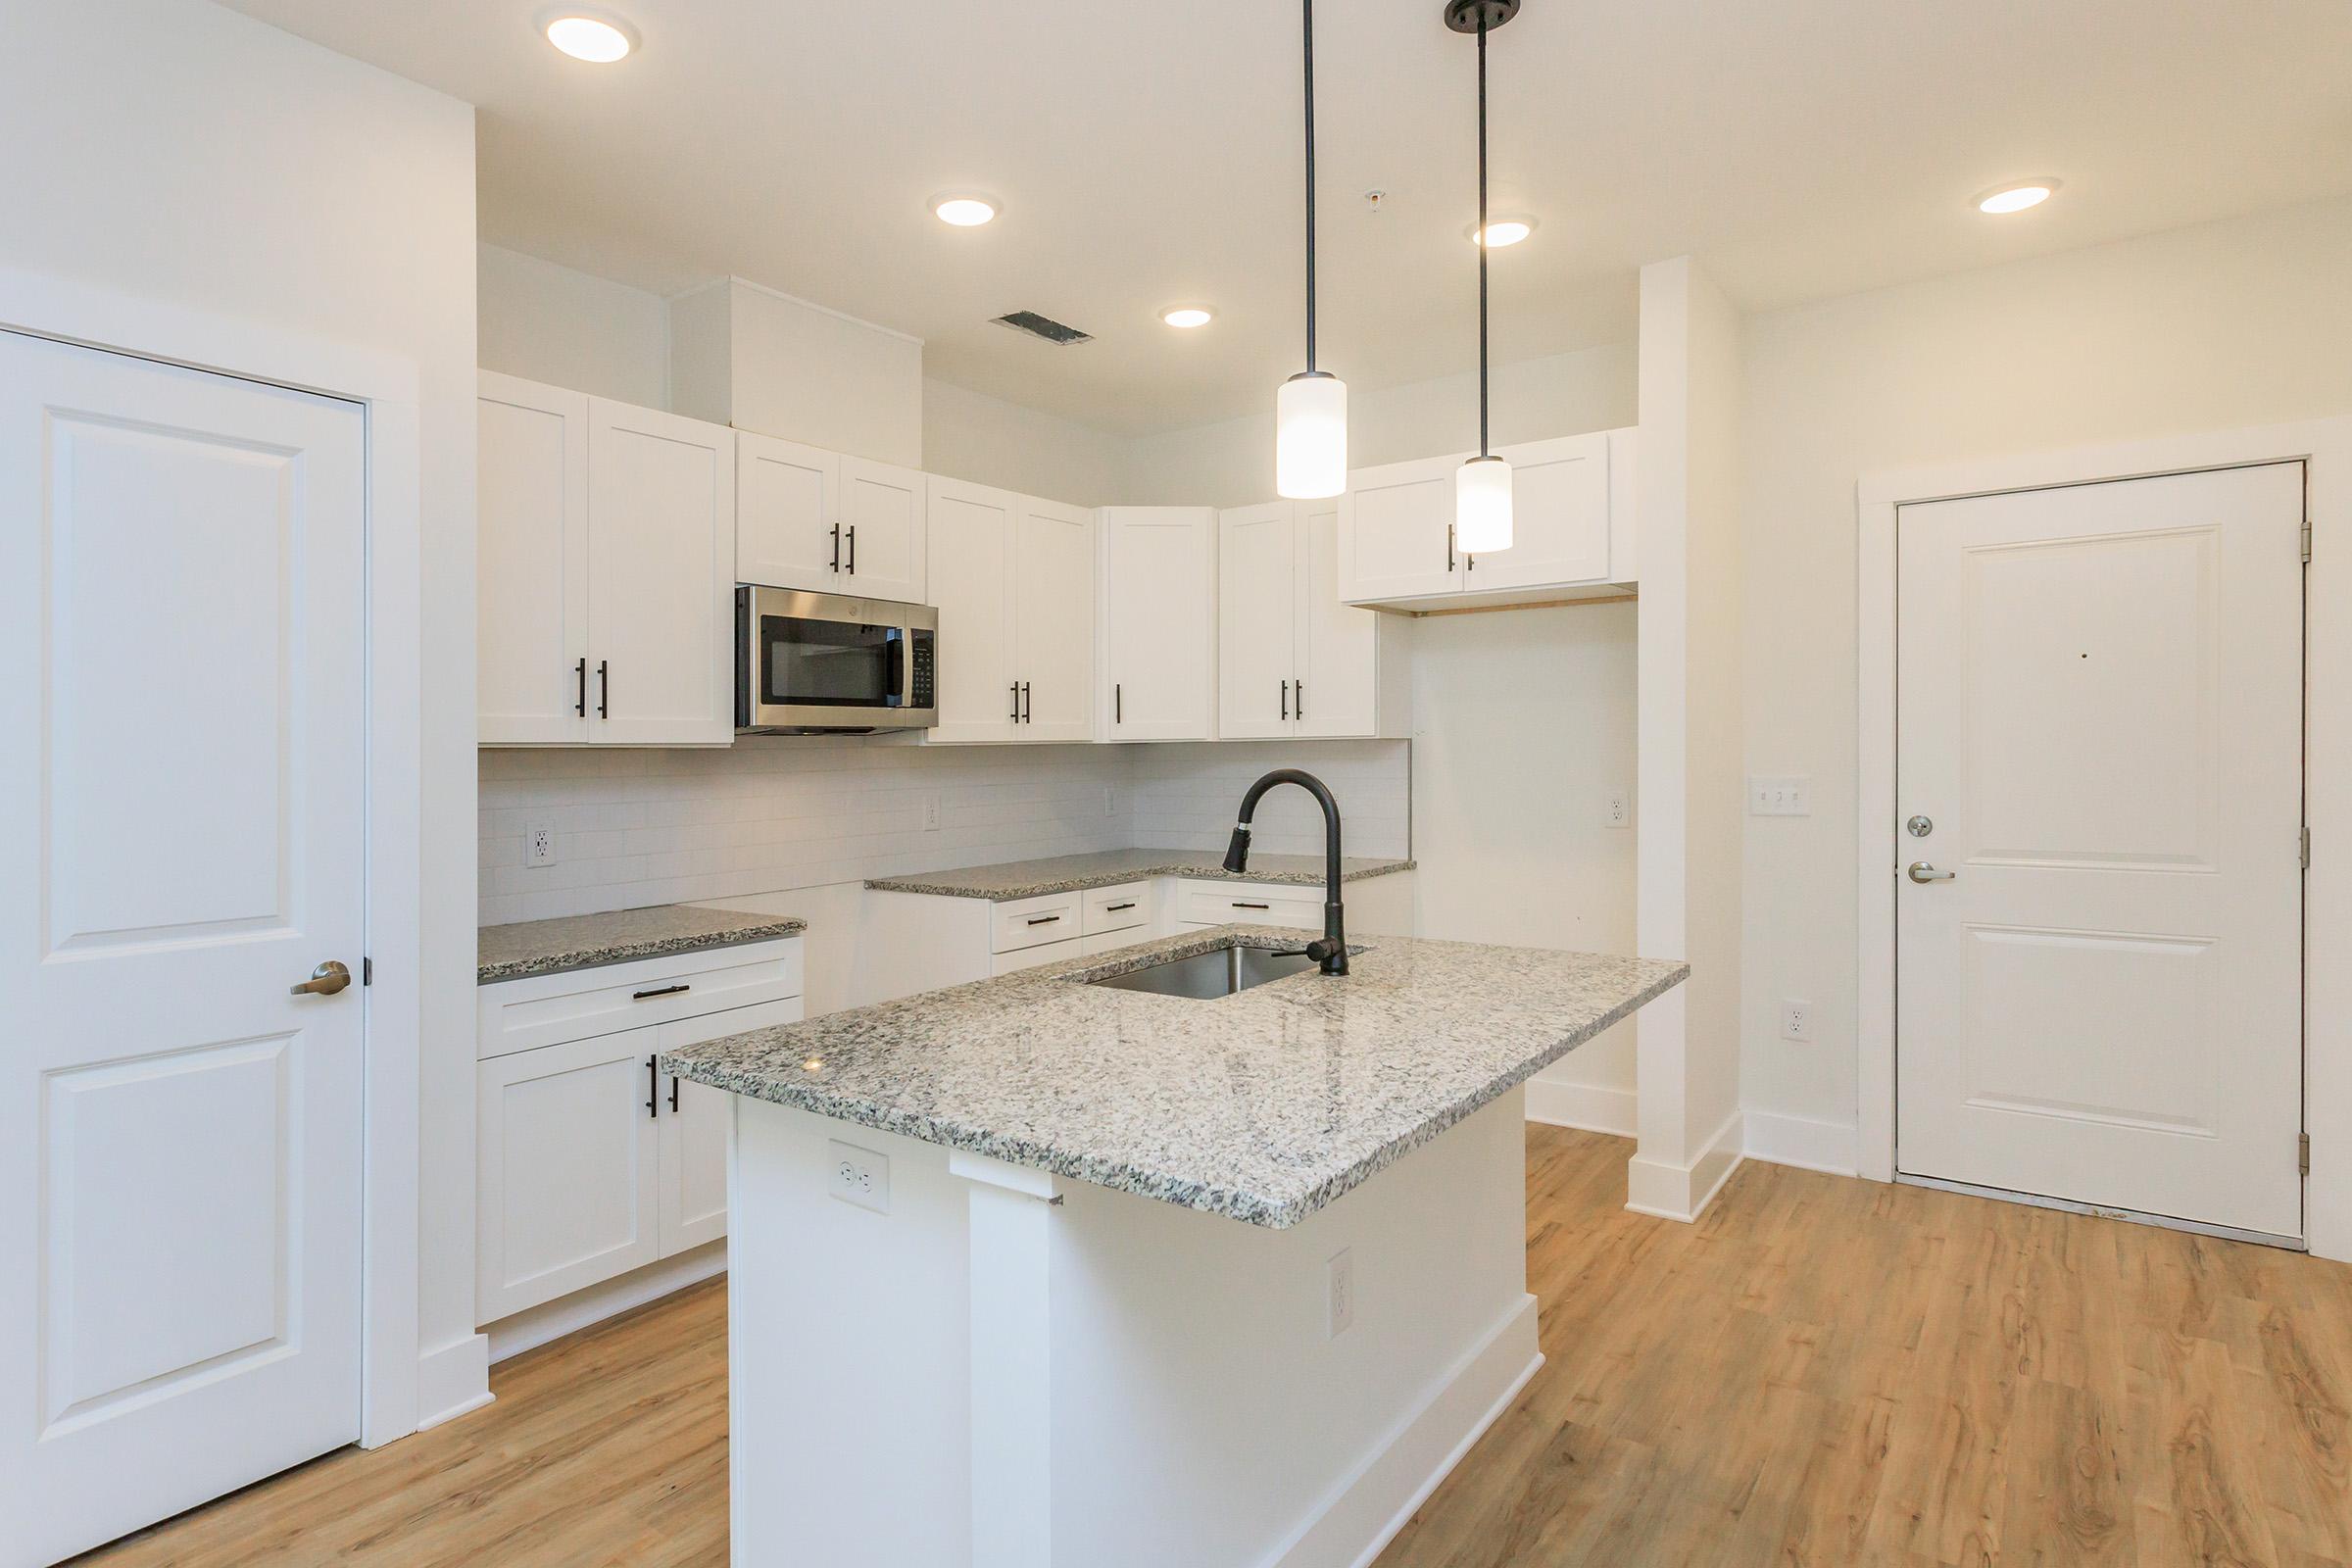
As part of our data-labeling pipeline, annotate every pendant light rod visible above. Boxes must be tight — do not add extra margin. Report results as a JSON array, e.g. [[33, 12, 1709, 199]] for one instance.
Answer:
[[1302, 0, 1318, 374], [1476, 9, 1489, 458]]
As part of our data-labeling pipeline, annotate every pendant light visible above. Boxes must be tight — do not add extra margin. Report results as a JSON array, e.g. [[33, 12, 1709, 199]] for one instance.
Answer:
[[1276, 0, 1347, 500], [1448, 0, 1517, 553]]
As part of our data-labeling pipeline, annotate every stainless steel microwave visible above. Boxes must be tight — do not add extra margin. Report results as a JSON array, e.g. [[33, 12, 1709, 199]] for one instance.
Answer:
[[735, 586, 938, 733]]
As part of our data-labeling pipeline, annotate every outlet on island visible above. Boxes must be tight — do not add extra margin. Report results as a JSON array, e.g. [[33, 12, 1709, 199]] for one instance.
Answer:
[[828, 1140, 890, 1215]]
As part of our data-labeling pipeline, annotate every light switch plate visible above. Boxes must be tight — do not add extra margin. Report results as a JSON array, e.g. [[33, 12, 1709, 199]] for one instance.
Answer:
[[1748, 776, 1811, 816]]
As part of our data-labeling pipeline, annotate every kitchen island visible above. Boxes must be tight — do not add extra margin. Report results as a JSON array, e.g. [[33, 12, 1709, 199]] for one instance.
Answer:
[[662, 926, 1686, 1568]]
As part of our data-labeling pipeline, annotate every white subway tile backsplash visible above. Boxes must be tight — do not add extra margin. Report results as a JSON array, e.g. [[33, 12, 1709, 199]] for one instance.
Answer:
[[478, 736, 1409, 925]]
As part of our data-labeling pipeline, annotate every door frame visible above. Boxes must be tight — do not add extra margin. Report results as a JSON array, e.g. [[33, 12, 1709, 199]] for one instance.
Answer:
[[0, 266, 429, 1441], [1857, 416, 2352, 1263]]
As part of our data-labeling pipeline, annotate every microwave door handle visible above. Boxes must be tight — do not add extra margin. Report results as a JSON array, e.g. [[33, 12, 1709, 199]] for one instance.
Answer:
[[884, 625, 906, 705]]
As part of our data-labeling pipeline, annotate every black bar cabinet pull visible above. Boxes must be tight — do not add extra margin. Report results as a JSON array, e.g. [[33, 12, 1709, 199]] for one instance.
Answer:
[[1296, 680, 1305, 720], [830, 521, 841, 571], [1020, 682, 1032, 723], [1234, 900, 1271, 910], [846, 523, 857, 573], [598, 660, 610, 718], [1026, 913, 1062, 926], [1280, 679, 1290, 721], [633, 983, 691, 1001], [1010, 682, 1020, 721], [575, 657, 587, 717], [1446, 522, 1456, 571], [1114, 682, 1122, 724], [646, 1057, 659, 1119], [1104, 902, 1136, 912], [668, 1076, 681, 1113]]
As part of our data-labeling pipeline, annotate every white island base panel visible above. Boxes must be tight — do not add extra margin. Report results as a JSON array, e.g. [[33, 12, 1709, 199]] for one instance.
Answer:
[[728, 1090, 1541, 1568]]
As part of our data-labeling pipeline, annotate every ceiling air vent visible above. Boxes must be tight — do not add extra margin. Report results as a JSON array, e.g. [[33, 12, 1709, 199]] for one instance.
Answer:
[[991, 310, 1093, 346]]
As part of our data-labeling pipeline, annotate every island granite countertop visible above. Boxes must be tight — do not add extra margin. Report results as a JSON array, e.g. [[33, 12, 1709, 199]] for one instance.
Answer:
[[864, 847, 1413, 902], [662, 925, 1685, 1228], [479, 905, 808, 985]]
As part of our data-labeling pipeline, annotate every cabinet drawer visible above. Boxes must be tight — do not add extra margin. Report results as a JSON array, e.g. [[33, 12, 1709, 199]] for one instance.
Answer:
[[992, 890, 1083, 954], [1174, 882, 1322, 929], [1081, 882, 1151, 936], [993, 934, 1085, 976], [478, 938, 805, 1060]]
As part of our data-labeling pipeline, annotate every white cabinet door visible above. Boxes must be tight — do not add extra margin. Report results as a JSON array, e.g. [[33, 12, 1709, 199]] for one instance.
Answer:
[[736, 431, 840, 592], [478, 372, 590, 743], [1013, 497, 1097, 742], [586, 399, 736, 746], [839, 456, 927, 604], [1101, 507, 1215, 741], [1296, 497, 1380, 738], [477, 1027, 663, 1322], [1476, 432, 1612, 590], [926, 476, 1017, 743], [1218, 502, 1298, 739], [1339, 454, 1462, 603], [656, 998, 803, 1256]]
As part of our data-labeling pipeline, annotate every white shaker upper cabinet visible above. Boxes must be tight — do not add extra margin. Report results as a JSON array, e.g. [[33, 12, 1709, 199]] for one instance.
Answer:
[[1337, 454, 1463, 604], [1012, 497, 1098, 742], [586, 398, 737, 746], [1099, 507, 1216, 741], [479, 370, 591, 744], [1469, 431, 1611, 592], [1217, 502, 1297, 740], [1295, 497, 1385, 739], [738, 435, 926, 604], [925, 476, 1017, 744]]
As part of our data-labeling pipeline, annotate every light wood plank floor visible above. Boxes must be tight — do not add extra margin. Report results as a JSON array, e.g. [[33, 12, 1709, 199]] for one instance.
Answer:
[[80, 1127, 2352, 1567]]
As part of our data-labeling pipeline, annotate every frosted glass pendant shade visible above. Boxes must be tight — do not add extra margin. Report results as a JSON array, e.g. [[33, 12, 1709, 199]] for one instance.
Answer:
[[1276, 371, 1348, 499], [1454, 454, 1513, 553]]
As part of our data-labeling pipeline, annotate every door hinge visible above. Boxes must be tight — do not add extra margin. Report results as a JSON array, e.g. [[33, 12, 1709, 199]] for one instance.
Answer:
[[2300, 1131, 2311, 1176], [2302, 825, 2312, 870], [2302, 518, 2314, 563], [363, 956, 372, 986]]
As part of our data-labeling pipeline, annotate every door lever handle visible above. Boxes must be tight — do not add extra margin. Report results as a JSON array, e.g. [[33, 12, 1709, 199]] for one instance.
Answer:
[[290, 959, 352, 997], [1906, 862, 1956, 884]]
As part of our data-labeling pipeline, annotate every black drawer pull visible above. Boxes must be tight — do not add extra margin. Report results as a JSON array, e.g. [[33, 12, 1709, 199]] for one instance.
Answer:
[[1025, 914, 1062, 926], [1233, 901, 1271, 910], [633, 983, 691, 1001], [1103, 902, 1136, 912]]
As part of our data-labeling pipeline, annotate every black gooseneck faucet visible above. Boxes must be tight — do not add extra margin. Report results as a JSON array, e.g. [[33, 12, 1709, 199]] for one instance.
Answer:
[[1222, 768, 1348, 975]]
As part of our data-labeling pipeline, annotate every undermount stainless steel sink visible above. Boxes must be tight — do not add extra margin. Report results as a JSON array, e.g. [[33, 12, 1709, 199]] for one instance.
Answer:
[[1083, 945, 1319, 1000]]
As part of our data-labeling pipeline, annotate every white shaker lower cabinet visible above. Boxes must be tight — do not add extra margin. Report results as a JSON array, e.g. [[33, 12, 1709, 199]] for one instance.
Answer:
[[477, 370, 738, 747], [924, 477, 1097, 743], [1336, 426, 1637, 611], [1219, 498, 1406, 740], [475, 941, 804, 1325], [1099, 507, 1217, 740]]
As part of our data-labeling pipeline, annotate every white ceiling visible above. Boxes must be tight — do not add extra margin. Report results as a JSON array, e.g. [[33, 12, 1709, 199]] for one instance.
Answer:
[[221, 0, 2352, 435]]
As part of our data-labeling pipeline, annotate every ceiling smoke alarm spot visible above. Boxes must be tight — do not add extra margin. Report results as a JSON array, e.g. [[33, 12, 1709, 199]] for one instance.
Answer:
[[991, 311, 1094, 346]]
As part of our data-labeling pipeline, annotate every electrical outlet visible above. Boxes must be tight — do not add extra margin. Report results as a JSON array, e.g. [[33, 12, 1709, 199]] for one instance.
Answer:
[[1781, 999, 1812, 1043], [827, 1140, 890, 1215], [524, 818, 558, 867], [921, 794, 941, 832], [1103, 784, 1117, 818], [1748, 776, 1811, 816], [1326, 1248, 1355, 1339], [1605, 791, 1632, 829]]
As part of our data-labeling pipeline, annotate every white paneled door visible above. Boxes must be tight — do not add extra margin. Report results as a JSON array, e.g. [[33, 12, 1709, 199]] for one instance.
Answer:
[[0, 331, 368, 1564], [1895, 464, 2306, 1240]]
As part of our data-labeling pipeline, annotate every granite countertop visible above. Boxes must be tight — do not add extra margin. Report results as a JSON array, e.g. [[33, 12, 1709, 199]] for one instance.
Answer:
[[662, 926, 1686, 1229], [479, 906, 808, 985], [864, 848, 1415, 902]]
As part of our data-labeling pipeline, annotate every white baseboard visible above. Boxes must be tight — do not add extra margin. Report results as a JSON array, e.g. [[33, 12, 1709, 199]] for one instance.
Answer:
[[1264, 1292, 1543, 1568], [1523, 1079, 1638, 1137], [415, 1334, 492, 1431], [1624, 1105, 1745, 1223], [1742, 1110, 1861, 1177], [484, 1240, 729, 1366]]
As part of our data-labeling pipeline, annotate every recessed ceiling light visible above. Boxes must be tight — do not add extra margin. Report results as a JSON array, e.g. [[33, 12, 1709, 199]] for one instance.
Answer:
[[1976, 179, 2058, 215], [541, 10, 637, 63], [1160, 305, 1214, 329], [1466, 216, 1536, 248], [931, 194, 999, 227]]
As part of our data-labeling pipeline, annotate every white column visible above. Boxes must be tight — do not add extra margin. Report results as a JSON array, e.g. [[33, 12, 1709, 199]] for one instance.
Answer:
[[950, 1150, 1059, 1568]]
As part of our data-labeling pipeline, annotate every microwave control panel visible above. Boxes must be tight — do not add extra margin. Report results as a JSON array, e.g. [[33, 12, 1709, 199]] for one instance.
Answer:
[[908, 630, 935, 710]]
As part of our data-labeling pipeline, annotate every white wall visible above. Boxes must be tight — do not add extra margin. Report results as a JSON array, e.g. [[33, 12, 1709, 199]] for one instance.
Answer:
[[1740, 195, 2352, 1167], [477, 243, 668, 407], [670, 275, 924, 467], [1128, 341, 1638, 509], [922, 376, 1134, 507], [0, 0, 483, 1423], [1409, 608, 1641, 1119]]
